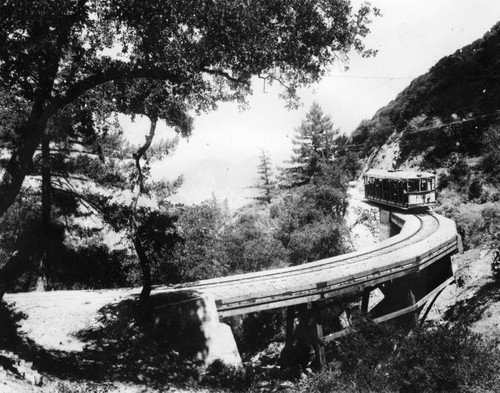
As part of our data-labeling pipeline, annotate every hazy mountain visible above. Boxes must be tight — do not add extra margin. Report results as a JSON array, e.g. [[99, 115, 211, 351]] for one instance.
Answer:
[[168, 157, 262, 209]]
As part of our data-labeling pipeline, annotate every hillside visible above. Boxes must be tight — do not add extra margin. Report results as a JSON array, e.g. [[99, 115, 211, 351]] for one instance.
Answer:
[[353, 18, 500, 368], [351, 21, 500, 168]]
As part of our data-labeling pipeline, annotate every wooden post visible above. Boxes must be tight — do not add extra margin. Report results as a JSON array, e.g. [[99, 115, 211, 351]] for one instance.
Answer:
[[285, 305, 295, 347], [407, 289, 419, 327], [361, 288, 370, 313], [312, 303, 326, 370]]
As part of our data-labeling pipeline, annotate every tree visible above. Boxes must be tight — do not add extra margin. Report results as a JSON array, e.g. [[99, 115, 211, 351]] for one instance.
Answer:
[[170, 198, 229, 283], [253, 150, 276, 204], [221, 210, 287, 273], [480, 124, 500, 184], [280, 102, 340, 187], [0, 82, 187, 298], [274, 164, 349, 265], [0, 0, 378, 220]]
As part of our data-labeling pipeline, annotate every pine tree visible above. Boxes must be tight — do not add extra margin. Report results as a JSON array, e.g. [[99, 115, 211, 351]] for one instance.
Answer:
[[281, 102, 339, 187], [254, 150, 276, 204]]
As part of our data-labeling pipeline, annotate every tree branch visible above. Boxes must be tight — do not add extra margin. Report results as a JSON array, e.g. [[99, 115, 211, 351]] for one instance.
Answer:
[[47, 65, 187, 117], [203, 68, 250, 85]]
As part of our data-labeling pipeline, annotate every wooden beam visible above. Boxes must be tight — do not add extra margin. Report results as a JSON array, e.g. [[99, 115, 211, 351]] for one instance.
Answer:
[[407, 288, 419, 327], [285, 305, 296, 347], [361, 288, 370, 313], [321, 276, 455, 344], [313, 303, 326, 369]]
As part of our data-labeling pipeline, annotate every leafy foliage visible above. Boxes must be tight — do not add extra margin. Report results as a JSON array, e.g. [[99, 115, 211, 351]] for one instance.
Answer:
[[169, 198, 229, 283], [0, 0, 379, 218], [274, 163, 349, 265], [221, 210, 287, 274], [480, 124, 500, 184], [297, 319, 500, 393]]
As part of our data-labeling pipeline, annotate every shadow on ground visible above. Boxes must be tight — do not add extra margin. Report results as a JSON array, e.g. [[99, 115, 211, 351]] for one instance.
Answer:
[[445, 279, 500, 324], [2, 291, 212, 389]]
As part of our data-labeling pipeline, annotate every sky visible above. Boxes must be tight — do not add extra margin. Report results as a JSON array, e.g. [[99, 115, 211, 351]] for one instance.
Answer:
[[122, 0, 500, 208]]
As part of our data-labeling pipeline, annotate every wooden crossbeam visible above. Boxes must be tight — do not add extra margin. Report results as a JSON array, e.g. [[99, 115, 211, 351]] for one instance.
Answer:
[[321, 276, 455, 343]]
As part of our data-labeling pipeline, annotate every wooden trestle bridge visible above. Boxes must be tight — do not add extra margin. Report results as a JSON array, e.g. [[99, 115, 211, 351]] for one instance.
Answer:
[[159, 208, 460, 366]]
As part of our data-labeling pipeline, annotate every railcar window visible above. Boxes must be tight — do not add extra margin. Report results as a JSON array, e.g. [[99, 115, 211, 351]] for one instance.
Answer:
[[408, 179, 419, 192], [421, 179, 428, 191]]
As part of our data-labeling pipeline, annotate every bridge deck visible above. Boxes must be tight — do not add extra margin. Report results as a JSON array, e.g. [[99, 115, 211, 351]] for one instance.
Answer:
[[156, 211, 458, 317]]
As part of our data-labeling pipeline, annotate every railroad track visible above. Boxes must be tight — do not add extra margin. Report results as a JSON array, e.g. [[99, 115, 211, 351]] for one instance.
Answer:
[[6, 210, 458, 320], [153, 210, 458, 317]]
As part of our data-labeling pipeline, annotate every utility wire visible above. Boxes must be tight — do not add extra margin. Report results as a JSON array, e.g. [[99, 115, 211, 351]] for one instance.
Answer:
[[334, 111, 500, 152]]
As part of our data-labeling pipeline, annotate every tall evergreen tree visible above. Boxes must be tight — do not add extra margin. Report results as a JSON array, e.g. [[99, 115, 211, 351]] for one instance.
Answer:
[[280, 103, 339, 187], [253, 149, 276, 204]]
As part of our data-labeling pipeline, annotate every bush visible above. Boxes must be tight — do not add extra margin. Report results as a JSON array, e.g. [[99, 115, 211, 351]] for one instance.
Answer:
[[467, 177, 483, 201], [388, 323, 500, 393], [296, 364, 362, 393], [333, 317, 402, 390], [436, 199, 500, 250], [226, 309, 286, 355], [297, 320, 500, 393], [201, 360, 258, 392]]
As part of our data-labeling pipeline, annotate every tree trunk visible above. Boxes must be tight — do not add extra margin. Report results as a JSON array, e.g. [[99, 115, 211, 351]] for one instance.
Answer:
[[41, 132, 52, 227], [37, 132, 52, 291], [134, 236, 152, 304], [0, 250, 33, 298], [0, 102, 50, 299], [0, 102, 48, 217], [130, 117, 158, 306]]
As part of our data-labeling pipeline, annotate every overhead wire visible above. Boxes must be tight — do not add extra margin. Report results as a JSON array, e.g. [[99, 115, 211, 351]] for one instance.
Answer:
[[333, 111, 500, 152]]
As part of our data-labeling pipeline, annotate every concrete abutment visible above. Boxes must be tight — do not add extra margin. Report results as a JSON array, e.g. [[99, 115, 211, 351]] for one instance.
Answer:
[[152, 291, 241, 367]]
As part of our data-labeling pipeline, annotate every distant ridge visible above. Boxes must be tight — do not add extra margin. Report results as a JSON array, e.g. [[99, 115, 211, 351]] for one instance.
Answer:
[[168, 157, 260, 209]]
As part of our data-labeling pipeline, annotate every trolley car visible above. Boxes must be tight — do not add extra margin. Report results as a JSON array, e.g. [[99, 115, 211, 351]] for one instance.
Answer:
[[363, 169, 436, 210]]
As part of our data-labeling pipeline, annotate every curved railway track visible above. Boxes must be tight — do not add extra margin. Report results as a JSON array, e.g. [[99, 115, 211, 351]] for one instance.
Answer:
[[4, 208, 459, 355], [5, 210, 458, 319], [154, 210, 458, 317]]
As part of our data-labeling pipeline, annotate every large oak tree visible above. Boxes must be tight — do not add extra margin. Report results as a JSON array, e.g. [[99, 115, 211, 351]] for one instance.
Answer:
[[0, 0, 378, 217]]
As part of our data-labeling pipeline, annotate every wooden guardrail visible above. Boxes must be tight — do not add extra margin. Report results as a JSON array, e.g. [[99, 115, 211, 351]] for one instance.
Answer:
[[165, 211, 458, 318]]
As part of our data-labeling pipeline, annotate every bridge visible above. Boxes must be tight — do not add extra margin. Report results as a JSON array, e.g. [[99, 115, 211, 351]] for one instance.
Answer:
[[151, 207, 459, 367], [5, 206, 460, 369]]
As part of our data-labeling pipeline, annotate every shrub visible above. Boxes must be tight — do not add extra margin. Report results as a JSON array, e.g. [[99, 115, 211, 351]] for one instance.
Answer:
[[388, 323, 500, 393], [296, 364, 361, 393], [226, 309, 286, 355], [467, 177, 483, 201], [436, 200, 500, 250], [297, 321, 500, 393], [201, 360, 258, 392], [333, 317, 401, 390]]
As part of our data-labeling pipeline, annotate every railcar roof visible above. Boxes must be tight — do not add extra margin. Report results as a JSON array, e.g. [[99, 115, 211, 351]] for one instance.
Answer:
[[364, 169, 436, 180]]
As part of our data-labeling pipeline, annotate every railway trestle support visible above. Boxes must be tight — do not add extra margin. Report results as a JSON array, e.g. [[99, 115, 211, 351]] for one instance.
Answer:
[[281, 255, 454, 370]]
